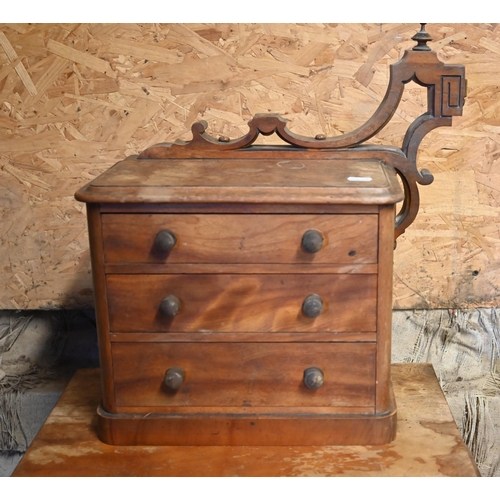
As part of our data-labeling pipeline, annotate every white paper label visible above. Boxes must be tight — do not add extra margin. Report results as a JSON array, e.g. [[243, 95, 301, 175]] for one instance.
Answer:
[[347, 176, 373, 182]]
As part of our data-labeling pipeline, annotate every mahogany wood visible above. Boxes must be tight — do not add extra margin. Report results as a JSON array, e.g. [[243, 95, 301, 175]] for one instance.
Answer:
[[103, 262, 379, 275], [101, 213, 378, 265], [376, 205, 396, 413], [109, 331, 377, 343], [74, 26, 465, 447], [81, 165, 397, 445], [75, 157, 403, 206], [86, 204, 116, 413], [107, 405, 375, 416], [100, 203, 380, 214], [106, 273, 377, 334], [111, 342, 376, 409], [97, 401, 395, 447]]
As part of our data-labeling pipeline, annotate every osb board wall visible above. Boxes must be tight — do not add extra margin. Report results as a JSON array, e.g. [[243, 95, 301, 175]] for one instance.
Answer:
[[0, 23, 498, 310]]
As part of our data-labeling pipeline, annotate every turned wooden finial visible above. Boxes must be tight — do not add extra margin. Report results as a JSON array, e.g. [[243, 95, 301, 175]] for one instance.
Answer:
[[412, 23, 432, 51]]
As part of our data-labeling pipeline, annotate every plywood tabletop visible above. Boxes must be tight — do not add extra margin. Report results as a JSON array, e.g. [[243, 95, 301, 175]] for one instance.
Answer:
[[13, 363, 479, 477]]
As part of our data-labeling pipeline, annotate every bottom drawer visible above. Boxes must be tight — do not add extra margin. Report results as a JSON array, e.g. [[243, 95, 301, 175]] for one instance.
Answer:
[[111, 342, 376, 410]]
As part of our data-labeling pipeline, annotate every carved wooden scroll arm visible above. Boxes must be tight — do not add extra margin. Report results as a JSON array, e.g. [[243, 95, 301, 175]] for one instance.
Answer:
[[137, 25, 466, 240]]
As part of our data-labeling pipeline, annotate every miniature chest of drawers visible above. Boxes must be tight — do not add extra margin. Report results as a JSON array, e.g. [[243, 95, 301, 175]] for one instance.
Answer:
[[76, 152, 403, 446], [75, 25, 465, 446]]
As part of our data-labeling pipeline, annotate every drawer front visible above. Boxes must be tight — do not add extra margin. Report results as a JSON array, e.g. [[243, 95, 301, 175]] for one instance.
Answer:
[[107, 274, 377, 333], [112, 342, 376, 408], [101, 214, 378, 265]]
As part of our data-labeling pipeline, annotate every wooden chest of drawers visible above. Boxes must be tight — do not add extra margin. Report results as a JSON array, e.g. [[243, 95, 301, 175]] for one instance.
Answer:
[[75, 25, 465, 446], [76, 155, 403, 445]]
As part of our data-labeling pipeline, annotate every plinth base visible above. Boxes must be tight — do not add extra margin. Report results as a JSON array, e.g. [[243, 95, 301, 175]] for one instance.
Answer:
[[97, 393, 397, 446]]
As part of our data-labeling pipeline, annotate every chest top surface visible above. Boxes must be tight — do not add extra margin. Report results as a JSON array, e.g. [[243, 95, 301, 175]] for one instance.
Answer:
[[75, 156, 403, 206]]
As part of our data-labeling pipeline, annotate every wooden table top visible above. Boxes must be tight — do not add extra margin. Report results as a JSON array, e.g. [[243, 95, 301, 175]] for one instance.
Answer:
[[13, 363, 479, 477]]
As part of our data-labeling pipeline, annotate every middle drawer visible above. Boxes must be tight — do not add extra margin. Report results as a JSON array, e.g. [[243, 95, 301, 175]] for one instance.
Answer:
[[107, 274, 377, 333]]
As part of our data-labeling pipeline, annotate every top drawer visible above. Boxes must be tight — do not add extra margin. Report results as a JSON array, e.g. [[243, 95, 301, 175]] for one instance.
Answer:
[[101, 214, 378, 265]]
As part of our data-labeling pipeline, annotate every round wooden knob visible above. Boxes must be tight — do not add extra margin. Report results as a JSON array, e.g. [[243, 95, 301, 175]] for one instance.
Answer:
[[164, 366, 185, 390], [160, 295, 181, 317], [302, 294, 323, 318], [303, 367, 324, 389], [154, 229, 177, 252], [301, 229, 324, 253]]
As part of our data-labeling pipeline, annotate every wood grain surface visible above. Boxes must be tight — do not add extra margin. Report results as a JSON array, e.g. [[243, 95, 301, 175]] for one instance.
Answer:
[[11, 364, 480, 476], [96, 401, 395, 446], [86, 204, 116, 412], [92, 158, 390, 188], [106, 273, 378, 333], [75, 155, 404, 205], [111, 342, 376, 409], [376, 204, 396, 413], [102, 213, 379, 265]]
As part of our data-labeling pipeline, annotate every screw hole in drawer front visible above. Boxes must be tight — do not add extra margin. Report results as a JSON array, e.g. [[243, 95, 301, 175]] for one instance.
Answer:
[[107, 274, 377, 333], [112, 343, 376, 408], [101, 214, 378, 264]]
